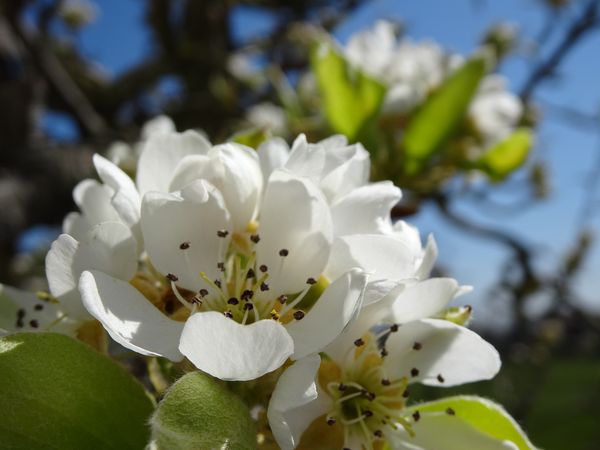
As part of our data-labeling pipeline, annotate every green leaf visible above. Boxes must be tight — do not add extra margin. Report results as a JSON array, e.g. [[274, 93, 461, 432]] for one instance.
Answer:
[[407, 395, 537, 450], [151, 372, 256, 450], [477, 128, 533, 181], [311, 44, 386, 140], [403, 55, 487, 173], [0, 332, 154, 450], [231, 128, 270, 149]]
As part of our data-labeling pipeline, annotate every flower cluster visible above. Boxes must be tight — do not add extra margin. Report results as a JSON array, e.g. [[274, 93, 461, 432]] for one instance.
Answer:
[[344, 20, 523, 150], [2, 122, 510, 449]]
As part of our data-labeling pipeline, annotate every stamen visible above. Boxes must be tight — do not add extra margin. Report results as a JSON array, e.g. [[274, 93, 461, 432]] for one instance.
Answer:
[[413, 342, 422, 350], [278, 295, 287, 304], [227, 298, 239, 305], [170, 281, 193, 311], [293, 310, 305, 320], [437, 374, 445, 383], [390, 324, 399, 332], [412, 411, 420, 422], [224, 311, 233, 319], [410, 368, 419, 377], [34, 304, 44, 311], [217, 230, 229, 238], [446, 408, 455, 416], [259, 264, 268, 273], [306, 277, 317, 285], [354, 338, 365, 347], [250, 234, 260, 243], [279, 249, 289, 257], [179, 241, 190, 250], [29, 319, 39, 328], [166, 273, 178, 282]]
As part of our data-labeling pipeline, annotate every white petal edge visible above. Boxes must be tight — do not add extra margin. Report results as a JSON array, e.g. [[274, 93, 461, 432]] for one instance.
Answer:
[[79, 270, 184, 361], [285, 268, 367, 360], [268, 355, 329, 450], [179, 311, 294, 381], [384, 318, 501, 386]]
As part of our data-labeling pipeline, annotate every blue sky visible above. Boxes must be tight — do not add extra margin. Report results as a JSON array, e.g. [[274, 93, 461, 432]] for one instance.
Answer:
[[40, 0, 600, 326]]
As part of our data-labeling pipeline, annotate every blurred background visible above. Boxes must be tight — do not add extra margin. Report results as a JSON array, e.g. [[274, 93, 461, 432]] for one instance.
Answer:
[[0, 0, 599, 448]]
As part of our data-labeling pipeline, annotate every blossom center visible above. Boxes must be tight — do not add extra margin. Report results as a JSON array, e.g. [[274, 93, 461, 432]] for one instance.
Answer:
[[320, 332, 414, 449]]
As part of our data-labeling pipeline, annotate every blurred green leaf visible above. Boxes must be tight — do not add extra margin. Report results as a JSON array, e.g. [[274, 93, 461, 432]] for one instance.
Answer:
[[404, 55, 487, 173], [151, 372, 256, 450], [311, 44, 386, 140], [0, 332, 154, 450], [232, 128, 270, 149], [524, 360, 600, 450], [407, 395, 537, 450], [477, 128, 533, 181]]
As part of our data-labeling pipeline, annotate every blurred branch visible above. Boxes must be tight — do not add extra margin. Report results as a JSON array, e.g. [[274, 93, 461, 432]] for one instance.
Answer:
[[520, 0, 600, 101], [2, 13, 108, 137]]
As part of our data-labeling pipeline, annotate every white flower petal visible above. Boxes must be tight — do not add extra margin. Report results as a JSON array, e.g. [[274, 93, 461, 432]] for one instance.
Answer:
[[391, 278, 465, 324], [93, 154, 141, 231], [256, 170, 332, 296], [72, 179, 121, 226], [46, 222, 137, 319], [141, 115, 176, 139], [257, 137, 290, 184], [141, 180, 231, 292], [170, 143, 263, 232], [268, 355, 329, 450], [331, 181, 401, 236], [79, 270, 184, 360], [61, 211, 89, 242], [179, 311, 294, 381], [416, 234, 438, 279], [136, 130, 211, 195], [286, 268, 368, 360], [327, 235, 416, 281], [384, 318, 501, 386], [319, 143, 370, 202], [392, 412, 517, 450]]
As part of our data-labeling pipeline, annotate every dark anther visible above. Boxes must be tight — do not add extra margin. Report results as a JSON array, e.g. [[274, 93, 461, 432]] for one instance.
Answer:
[[217, 230, 229, 238], [364, 391, 376, 401], [380, 348, 388, 357], [241, 290, 254, 300], [179, 241, 190, 250], [199, 289, 209, 297], [412, 411, 421, 422], [259, 264, 268, 273], [326, 418, 336, 426], [246, 268, 256, 279], [217, 262, 225, 272], [437, 374, 445, 383], [465, 305, 473, 312], [29, 319, 39, 328], [279, 249, 289, 257], [410, 368, 419, 377], [16, 319, 24, 328], [446, 407, 456, 416], [224, 311, 233, 319], [353, 338, 365, 347], [244, 303, 254, 311], [390, 324, 399, 332], [381, 378, 391, 386], [374, 430, 383, 438], [413, 342, 422, 350], [214, 280, 222, 288], [306, 277, 317, 285], [402, 389, 410, 398], [17, 308, 26, 318], [227, 298, 239, 305], [166, 273, 178, 282], [191, 297, 202, 306], [260, 282, 269, 291], [293, 310, 305, 320], [363, 410, 373, 418], [34, 304, 44, 311], [250, 234, 260, 243], [278, 295, 288, 304], [338, 383, 347, 391]]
